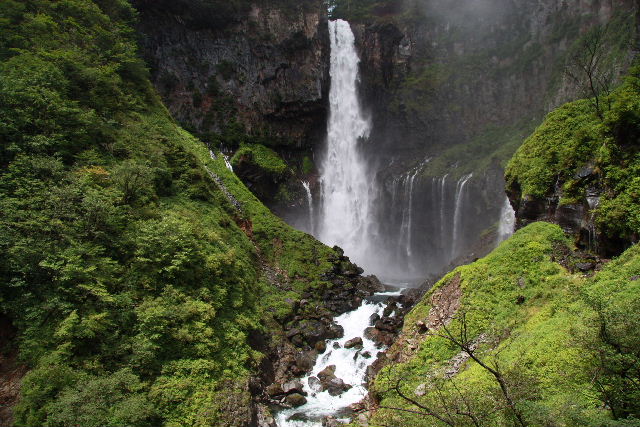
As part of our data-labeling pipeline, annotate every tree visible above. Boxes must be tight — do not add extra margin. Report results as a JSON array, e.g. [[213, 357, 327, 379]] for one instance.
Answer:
[[565, 23, 617, 119], [377, 311, 533, 427]]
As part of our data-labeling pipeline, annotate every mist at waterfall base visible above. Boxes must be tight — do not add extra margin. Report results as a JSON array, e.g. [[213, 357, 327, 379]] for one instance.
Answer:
[[287, 19, 509, 285], [297, 169, 507, 285]]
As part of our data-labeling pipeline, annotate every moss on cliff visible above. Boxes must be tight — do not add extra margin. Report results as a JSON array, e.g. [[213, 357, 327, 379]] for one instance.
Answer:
[[231, 143, 289, 177], [506, 66, 640, 244]]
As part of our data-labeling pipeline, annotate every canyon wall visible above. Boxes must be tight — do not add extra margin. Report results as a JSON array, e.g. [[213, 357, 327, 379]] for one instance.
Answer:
[[135, 0, 329, 150], [339, 0, 637, 279], [136, 0, 637, 279]]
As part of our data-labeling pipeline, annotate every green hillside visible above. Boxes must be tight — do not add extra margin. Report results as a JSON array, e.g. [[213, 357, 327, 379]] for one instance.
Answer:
[[0, 1, 345, 425], [369, 222, 640, 426]]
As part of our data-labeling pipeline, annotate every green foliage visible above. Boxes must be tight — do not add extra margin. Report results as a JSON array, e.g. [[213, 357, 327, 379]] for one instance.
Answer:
[[506, 66, 640, 241], [231, 143, 289, 176], [582, 244, 640, 419], [302, 155, 314, 175], [0, 1, 348, 425], [18, 367, 158, 427], [506, 99, 599, 198], [371, 222, 640, 426]]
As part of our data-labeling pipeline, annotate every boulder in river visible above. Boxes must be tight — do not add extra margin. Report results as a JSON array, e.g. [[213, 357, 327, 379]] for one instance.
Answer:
[[326, 377, 352, 396], [364, 326, 394, 346], [295, 350, 317, 373], [369, 313, 380, 325], [289, 412, 311, 422], [308, 376, 323, 393], [282, 379, 306, 396], [317, 365, 336, 382], [344, 336, 363, 349], [317, 365, 352, 395], [285, 393, 307, 407]]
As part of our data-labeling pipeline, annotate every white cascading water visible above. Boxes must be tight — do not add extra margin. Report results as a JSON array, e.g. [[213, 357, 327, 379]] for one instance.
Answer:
[[439, 174, 449, 249], [276, 291, 401, 427], [451, 173, 473, 259], [497, 196, 516, 243], [317, 19, 373, 270], [302, 181, 315, 235], [275, 20, 400, 427], [223, 154, 233, 171]]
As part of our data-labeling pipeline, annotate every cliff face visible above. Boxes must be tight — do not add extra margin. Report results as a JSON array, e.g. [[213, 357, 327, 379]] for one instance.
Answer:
[[133, 0, 637, 278], [353, 0, 636, 158], [328, 0, 637, 278], [135, 0, 330, 150]]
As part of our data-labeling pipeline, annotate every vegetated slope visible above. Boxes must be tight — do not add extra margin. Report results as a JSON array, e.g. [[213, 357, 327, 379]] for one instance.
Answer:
[[0, 1, 355, 425], [506, 65, 640, 255], [368, 222, 640, 426], [133, 0, 330, 219]]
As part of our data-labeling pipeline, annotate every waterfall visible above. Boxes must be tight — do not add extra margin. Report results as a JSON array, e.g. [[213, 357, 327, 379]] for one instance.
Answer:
[[451, 174, 473, 259], [302, 181, 315, 235], [223, 154, 233, 171], [275, 20, 401, 427], [497, 196, 515, 243], [439, 174, 448, 250], [317, 19, 373, 270]]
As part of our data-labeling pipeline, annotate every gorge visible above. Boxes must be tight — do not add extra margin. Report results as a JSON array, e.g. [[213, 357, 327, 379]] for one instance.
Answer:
[[1, 1, 640, 427]]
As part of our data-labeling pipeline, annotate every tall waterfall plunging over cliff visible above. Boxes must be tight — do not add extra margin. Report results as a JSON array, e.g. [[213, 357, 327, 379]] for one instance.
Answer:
[[317, 20, 374, 269]]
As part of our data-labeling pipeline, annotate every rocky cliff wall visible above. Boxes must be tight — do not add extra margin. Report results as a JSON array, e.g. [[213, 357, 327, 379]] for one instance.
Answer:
[[353, 0, 636, 161], [134, 0, 330, 150], [329, 0, 638, 278]]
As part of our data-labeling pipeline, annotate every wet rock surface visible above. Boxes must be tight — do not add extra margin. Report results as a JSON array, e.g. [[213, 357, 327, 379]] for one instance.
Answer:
[[285, 393, 308, 407], [257, 252, 391, 412], [317, 365, 352, 396], [136, 0, 330, 149], [344, 337, 363, 349]]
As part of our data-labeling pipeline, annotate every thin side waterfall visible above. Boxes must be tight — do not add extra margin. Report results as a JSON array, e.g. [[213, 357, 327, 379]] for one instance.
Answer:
[[317, 19, 373, 270], [440, 174, 448, 248], [302, 181, 314, 235], [394, 159, 429, 273], [223, 154, 233, 171], [405, 169, 418, 259], [497, 196, 515, 243], [452, 173, 473, 259], [397, 174, 410, 262]]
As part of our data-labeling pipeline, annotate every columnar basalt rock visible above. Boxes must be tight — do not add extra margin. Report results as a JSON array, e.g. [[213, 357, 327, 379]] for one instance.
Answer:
[[135, 0, 330, 148]]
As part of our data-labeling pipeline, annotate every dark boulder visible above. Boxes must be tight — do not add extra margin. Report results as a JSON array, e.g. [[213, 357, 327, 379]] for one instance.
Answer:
[[285, 393, 307, 407], [369, 313, 380, 325], [344, 337, 363, 349], [326, 377, 352, 396], [266, 383, 284, 397]]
